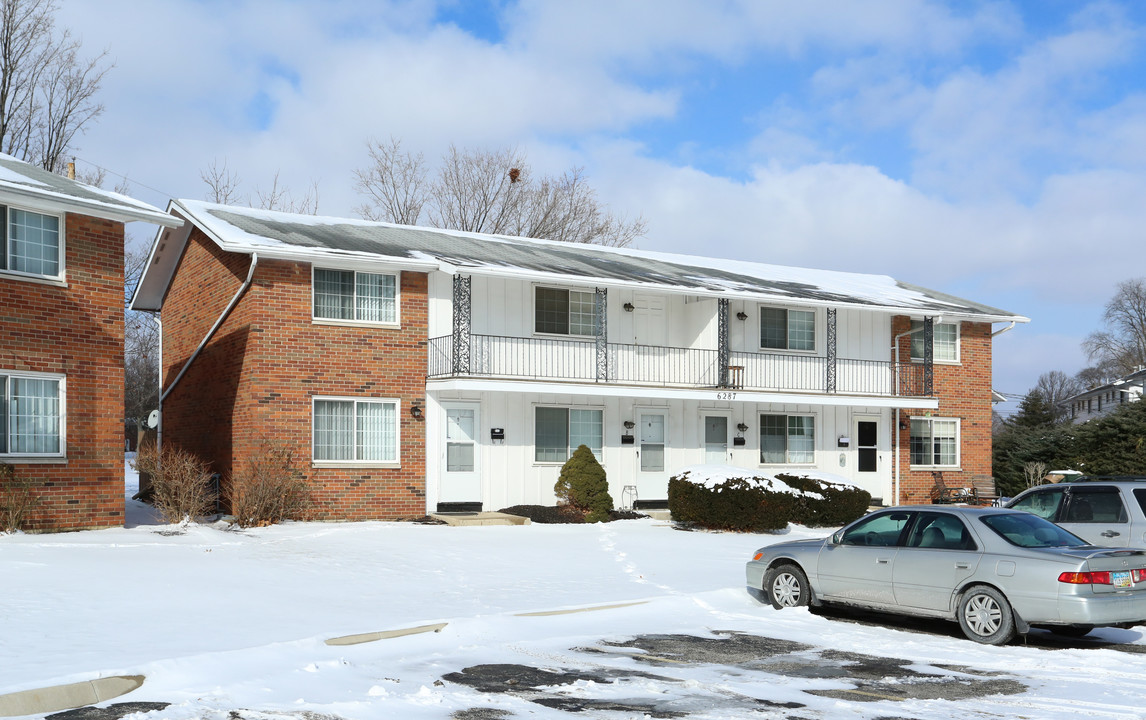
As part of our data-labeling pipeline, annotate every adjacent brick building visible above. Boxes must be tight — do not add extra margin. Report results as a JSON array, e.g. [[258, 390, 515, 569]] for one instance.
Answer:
[[133, 200, 1026, 517], [0, 154, 180, 532]]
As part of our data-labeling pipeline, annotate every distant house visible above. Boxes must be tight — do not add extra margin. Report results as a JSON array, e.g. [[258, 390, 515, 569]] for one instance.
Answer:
[[131, 201, 1028, 518], [0, 154, 180, 531], [1061, 367, 1146, 424]]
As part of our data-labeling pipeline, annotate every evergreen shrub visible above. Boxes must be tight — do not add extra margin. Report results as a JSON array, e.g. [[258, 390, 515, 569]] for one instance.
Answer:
[[668, 470, 870, 532], [554, 444, 614, 523]]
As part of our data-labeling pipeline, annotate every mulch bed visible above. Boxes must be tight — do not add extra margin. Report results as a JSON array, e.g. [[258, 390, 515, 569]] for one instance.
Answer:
[[499, 505, 648, 524]]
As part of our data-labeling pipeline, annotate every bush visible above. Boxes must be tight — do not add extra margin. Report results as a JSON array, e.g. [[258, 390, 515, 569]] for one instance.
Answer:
[[668, 470, 870, 532], [132, 442, 216, 524], [554, 445, 613, 523], [226, 442, 312, 528], [0, 463, 39, 532]]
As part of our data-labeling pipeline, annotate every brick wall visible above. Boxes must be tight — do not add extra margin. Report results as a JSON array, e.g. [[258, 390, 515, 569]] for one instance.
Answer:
[[162, 229, 428, 520], [1, 213, 125, 531], [892, 316, 994, 504]]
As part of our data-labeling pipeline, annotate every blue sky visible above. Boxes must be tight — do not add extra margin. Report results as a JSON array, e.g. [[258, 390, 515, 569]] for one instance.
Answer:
[[58, 0, 1146, 402]]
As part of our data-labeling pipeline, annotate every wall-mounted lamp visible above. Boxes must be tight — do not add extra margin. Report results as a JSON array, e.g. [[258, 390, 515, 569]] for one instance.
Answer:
[[899, 418, 908, 431], [736, 311, 748, 321], [410, 404, 423, 419], [624, 420, 636, 429], [737, 422, 749, 433], [623, 302, 635, 312]]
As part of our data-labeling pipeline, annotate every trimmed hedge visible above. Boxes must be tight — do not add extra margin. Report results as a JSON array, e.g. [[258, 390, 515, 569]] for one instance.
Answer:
[[668, 471, 870, 532]]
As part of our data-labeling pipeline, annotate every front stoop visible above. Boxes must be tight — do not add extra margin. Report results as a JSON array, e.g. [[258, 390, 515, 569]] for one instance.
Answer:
[[430, 511, 531, 526]]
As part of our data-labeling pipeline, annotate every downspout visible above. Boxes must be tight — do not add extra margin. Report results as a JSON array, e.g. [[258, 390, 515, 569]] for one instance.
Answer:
[[992, 321, 1016, 338], [891, 316, 942, 506], [154, 316, 163, 454], [159, 252, 260, 410]]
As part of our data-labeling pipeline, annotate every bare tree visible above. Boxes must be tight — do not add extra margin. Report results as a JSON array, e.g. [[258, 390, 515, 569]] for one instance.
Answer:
[[1034, 370, 1083, 422], [0, 0, 111, 172], [201, 159, 243, 205], [200, 161, 319, 214], [355, 141, 646, 247], [1083, 278, 1146, 377], [124, 236, 158, 443], [353, 137, 426, 224]]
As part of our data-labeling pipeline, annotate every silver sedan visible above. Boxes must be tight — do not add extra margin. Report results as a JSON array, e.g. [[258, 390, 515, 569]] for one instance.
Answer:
[[745, 506, 1146, 644]]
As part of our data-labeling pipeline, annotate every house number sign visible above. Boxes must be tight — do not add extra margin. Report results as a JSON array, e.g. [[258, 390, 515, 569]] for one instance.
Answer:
[[716, 391, 737, 400]]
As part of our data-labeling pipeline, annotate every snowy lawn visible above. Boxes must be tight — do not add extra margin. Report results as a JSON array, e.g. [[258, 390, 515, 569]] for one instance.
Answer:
[[3, 461, 1146, 719]]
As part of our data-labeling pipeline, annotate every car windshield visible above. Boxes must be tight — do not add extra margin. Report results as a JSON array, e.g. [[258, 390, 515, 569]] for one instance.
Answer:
[[979, 512, 1089, 548]]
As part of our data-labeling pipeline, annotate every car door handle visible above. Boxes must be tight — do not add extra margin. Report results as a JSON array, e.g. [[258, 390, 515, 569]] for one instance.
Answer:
[[1102, 531, 1121, 538], [877, 558, 890, 564], [955, 562, 971, 569]]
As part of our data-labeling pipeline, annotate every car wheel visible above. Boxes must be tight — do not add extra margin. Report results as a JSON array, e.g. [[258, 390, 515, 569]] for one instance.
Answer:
[[1050, 624, 1094, 638], [958, 585, 1015, 645], [766, 563, 810, 609]]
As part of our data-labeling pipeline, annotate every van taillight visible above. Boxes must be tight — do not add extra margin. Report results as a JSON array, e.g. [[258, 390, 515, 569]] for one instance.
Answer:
[[1058, 571, 1112, 585]]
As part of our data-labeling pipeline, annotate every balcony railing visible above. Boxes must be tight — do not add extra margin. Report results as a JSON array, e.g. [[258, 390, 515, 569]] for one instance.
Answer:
[[428, 334, 930, 398]]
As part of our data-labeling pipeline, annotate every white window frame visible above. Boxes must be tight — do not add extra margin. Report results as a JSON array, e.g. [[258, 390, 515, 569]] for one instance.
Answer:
[[758, 305, 817, 353], [758, 412, 817, 465], [0, 369, 66, 459], [533, 405, 604, 464], [533, 285, 599, 338], [910, 320, 960, 364], [311, 395, 400, 467], [0, 204, 65, 283], [311, 267, 400, 328], [908, 416, 961, 469]]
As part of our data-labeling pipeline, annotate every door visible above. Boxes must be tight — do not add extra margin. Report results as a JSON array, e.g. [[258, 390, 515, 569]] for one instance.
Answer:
[[1059, 486, 1131, 547], [856, 419, 878, 473], [636, 411, 668, 500], [893, 511, 980, 611], [633, 294, 667, 346], [817, 510, 913, 607], [441, 404, 480, 505], [703, 414, 729, 464]]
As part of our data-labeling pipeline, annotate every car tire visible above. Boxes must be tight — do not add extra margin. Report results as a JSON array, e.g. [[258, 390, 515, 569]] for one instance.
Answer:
[[765, 563, 810, 609], [958, 585, 1015, 645]]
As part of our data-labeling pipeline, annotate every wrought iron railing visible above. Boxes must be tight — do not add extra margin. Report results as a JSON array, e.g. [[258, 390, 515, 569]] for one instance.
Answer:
[[427, 334, 931, 398]]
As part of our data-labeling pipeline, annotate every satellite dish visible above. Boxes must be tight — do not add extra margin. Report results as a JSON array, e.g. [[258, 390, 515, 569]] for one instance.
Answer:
[[147, 410, 160, 429]]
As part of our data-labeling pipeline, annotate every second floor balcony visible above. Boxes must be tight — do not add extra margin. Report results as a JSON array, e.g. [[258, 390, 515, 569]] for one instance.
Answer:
[[428, 334, 931, 399]]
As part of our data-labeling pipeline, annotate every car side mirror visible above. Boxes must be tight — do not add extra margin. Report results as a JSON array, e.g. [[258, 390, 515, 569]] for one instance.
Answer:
[[831, 531, 843, 545]]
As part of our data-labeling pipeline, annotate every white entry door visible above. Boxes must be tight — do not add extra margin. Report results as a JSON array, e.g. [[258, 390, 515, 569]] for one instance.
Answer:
[[636, 411, 668, 501], [703, 414, 729, 464], [441, 404, 481, 505]]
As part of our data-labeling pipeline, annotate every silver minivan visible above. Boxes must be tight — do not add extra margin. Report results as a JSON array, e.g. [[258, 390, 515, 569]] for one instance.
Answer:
[[1005, 478, 1146, 547]]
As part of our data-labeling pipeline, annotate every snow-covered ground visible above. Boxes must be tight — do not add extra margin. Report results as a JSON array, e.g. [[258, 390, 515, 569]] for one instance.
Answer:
[[3, 461, 1146, 719]]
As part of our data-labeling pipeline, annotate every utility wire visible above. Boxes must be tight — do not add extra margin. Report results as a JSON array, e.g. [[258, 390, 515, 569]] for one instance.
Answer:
[[72, 155, 177, 200]]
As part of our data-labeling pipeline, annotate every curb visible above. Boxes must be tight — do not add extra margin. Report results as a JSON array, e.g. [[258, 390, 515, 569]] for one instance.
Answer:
[[325, 622, 449, 646], [0, 675, 144, 718]]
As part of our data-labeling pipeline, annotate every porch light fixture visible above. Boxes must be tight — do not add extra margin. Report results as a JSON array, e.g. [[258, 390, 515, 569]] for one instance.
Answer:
[[623, 302, 635, 312], [736, 311, 748, 321], [737, 422, 749, 433], [899, 418, 908, 430], [624, 420, 636, 429], [410, 404, 423, 419]]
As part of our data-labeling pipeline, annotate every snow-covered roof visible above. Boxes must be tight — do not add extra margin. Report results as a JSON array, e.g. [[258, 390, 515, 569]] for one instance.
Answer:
[[1059, 367, 1146, 407], [132, 199, 1029, 324], [0, 153, 179, 227]]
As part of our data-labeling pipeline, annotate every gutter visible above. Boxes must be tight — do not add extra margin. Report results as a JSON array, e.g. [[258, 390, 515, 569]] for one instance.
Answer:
[[992, 321, 1016, 337], [159, 253, 259, 410]]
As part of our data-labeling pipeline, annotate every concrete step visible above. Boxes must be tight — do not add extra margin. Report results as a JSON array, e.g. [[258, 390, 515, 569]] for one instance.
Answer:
[[429, 511, 531, 526]]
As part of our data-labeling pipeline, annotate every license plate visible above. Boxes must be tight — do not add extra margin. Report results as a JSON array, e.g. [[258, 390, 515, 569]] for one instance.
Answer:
[[1114, 571, 1133, 588]]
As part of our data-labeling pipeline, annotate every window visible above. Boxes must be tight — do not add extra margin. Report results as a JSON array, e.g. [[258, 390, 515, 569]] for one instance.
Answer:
[[535, 287, 598, 336], [1, 372, 63, 456], [910, 321, 958, 362], [759, 414, 815, 464], [838, 511, 912, 546], [313, 269, 398, 324], [760, 307, 815, 351], [909, 417, 958, 467], [535, 407, 602, 462], [313, 397, 398, 463], [1, 206, 62, 278], [1008, 487, 1064, 521]]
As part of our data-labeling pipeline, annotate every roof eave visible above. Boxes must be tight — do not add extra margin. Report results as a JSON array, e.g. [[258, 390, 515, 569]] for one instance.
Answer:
[[1, 183, 182, 227]]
